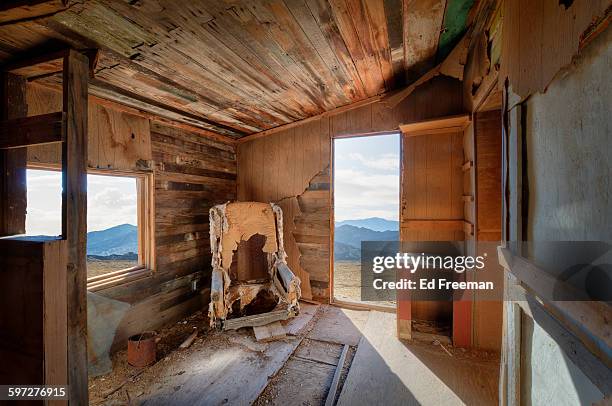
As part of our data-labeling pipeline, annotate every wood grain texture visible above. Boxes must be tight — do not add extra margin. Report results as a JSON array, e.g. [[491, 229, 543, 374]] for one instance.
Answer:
[[0, 239, 68, 399], [0, 112, 64, 149], [473, 109, 502, 352], [0, 72, 27, 236], [400, 128, 463, 323], [87, 121, 236, 364], [0, 0, 407, 137], [239, 75, 464, 301], [403, 0, 447, 81], [152, 122, 236, 276], [500, 0, 610, 99], [63, 49, 89, 406], [26, 83, 153, 171]]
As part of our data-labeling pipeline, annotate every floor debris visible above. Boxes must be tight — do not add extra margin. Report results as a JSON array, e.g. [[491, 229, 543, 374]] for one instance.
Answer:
[[88, 305, 499, 406], [178, 327, 198, 349], [254, 321, 286, 342]]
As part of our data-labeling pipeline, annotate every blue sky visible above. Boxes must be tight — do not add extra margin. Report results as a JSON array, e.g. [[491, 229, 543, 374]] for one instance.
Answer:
[[26, 169, 137, 235], [334, 133, 400, 222]]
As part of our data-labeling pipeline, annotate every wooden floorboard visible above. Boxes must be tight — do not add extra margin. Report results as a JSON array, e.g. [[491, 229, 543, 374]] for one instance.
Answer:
[[283, 302, 320, 335], [337, 312, 499, 406], [306, 305, 369, 346], [141, 333, 300, 406]]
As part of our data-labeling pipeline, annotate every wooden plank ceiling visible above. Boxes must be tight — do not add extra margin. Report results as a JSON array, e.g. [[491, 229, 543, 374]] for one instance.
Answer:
[[0, 0, 474, 139]]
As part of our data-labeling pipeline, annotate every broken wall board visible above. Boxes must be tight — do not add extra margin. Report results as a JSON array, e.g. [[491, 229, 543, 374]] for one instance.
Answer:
[[238, 76, 465, 301]]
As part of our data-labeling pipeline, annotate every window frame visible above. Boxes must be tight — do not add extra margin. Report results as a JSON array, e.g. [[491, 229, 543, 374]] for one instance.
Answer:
[[26, 163, 155, 289]]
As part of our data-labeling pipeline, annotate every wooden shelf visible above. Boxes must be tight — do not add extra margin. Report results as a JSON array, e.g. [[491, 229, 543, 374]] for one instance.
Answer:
[[399, 114, 471, 137]]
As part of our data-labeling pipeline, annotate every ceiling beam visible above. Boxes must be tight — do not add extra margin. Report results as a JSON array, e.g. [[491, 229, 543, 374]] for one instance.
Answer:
[[0, 0, 66, 25]]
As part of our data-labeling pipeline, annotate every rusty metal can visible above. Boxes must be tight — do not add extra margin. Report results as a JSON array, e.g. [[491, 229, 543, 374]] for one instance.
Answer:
[[127, 331, 156, 367]]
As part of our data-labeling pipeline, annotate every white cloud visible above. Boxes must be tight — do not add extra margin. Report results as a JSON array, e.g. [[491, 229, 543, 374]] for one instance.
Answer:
[[25, 170, 137, 235], [346, 152, 399, 172], [334, 167, 399, 222], [87, 181, 137, 232]]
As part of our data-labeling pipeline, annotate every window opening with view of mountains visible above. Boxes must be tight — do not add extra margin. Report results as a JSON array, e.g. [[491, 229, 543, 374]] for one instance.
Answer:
[[25, 168, 150, 281]]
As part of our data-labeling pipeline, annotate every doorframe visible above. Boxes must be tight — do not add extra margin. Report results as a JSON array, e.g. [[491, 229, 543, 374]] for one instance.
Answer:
[[328, 130, 401, 310]]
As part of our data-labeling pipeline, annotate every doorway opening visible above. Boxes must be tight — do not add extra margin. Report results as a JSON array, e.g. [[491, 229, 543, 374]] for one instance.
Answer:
[[332, 133, 400, 308]]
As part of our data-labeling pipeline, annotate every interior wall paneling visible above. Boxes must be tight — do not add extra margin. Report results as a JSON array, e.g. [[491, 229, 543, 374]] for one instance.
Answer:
[[0, 239, 68, 394], [400, 129, 464, 322], [238, 74, 465, 302], [500, 0, 610, 100], [0, 72, 27, 236], [473, 109, 503, 352], [27, 83, 152, 172]]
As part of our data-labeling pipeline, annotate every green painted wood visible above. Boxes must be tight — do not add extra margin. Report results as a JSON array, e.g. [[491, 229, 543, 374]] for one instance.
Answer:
[[437, 0, 475, 60]]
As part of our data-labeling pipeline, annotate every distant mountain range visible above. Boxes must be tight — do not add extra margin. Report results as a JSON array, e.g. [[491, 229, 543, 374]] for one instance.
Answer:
[[86, 218, 398, 261], [335, 217, 398, 232], [334, 218, 399, 260], [87, 224, 137, 257]]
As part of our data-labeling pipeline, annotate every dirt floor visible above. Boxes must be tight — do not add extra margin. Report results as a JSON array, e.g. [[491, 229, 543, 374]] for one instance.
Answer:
[[88, 311, 213, 405], [87, 259, 139, 278], [333, 260, 395, 307]]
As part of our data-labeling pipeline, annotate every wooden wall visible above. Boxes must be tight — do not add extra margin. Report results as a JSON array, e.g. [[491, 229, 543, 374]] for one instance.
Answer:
[[152, 122, 236, 276], [238, 75, 464, 302], [27, 85, 152, 171], [401, 130, 464, 323], [237, 117, 330, 301], [499, 7, 611, 404], [462, 122, 476, 256], [400, 131, 464, 241], [500, 0, 610, 100], [25, 83, 237, 371], [473, 110, 503, 352], [0, 239, 67, 388]]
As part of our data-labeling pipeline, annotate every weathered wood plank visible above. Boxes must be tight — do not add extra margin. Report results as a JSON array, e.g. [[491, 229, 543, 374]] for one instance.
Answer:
[[63, 49, 89, 405], [0, 72, 27, 236], [402, 0, 446, 82], [0, 112, 64, 149]]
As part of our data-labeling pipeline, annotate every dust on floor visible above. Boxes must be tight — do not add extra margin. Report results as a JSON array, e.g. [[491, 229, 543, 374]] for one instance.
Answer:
[[89, 304, 500, 406], [88, 304, 326, 406]]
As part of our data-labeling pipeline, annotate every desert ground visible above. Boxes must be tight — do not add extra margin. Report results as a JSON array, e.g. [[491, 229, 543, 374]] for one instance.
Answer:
[[333, 260, 395, 307], [87, 258, 139, 278]]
